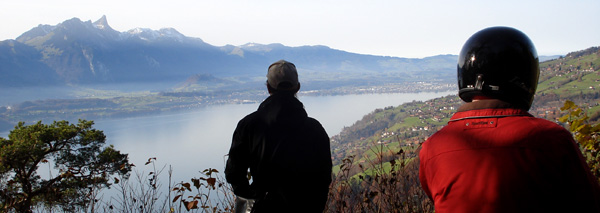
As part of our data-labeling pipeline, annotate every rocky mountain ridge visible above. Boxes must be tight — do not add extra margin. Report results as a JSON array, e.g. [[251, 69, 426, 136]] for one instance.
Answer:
[[0, 16, 456, 90]]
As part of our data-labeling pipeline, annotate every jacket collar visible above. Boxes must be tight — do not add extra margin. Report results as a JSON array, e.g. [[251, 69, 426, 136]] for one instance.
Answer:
[[259, 93, 303, 109], [258, 93, 307, 121], [451, 99, 532, 122], [457, 99, 519, 112]]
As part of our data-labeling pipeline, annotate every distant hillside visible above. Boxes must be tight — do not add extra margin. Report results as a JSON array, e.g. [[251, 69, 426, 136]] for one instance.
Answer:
[[533, 46, 600, 118], [0, 16, 455, 91], [331, 46, 600, 165], [0, 40, 61, 87]]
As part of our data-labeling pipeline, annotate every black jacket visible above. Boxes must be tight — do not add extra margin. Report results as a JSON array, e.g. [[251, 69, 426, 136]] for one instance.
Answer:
[[225, 93, 332, 212]]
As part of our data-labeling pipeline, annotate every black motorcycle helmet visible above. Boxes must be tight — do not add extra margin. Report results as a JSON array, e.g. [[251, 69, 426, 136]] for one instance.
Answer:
[[457, 26, 539, 110]]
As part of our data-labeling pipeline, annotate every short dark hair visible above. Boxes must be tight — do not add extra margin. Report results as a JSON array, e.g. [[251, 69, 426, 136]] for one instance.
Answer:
[[275, 82, 295, 90], [266, 81, 299, 95]]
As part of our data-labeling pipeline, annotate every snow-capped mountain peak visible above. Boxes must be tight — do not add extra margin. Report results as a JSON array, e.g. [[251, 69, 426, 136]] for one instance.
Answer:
[[159, 28, 184, 38], [15, 16, 208, 46], [125, 27, 186, 42], [93, 15, 111, 30], [126, 27, 159, 41], [127, 27, 152, 35]]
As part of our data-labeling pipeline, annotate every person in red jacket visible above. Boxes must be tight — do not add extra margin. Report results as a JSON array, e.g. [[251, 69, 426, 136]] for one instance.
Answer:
[[419, 26, 600, 212]]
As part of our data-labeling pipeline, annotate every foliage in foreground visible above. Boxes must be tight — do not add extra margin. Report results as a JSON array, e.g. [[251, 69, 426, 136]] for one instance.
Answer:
[[560, 100, 600, 182], [0, 120, 133, 212], [5, 98, 600, 212], [325, 141, 432, 212], [102, 158, 234, 213], [97, 146, 430, 213], [103, 99, 600, 213]]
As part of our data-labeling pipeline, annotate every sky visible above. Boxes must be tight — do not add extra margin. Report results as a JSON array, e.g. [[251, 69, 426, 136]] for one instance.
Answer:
[[0, 0, 598, 58]]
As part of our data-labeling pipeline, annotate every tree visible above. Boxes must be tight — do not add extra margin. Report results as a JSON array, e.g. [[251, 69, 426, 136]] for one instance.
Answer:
[[0, 120, 133, 212], [560, 100, 600, 182]]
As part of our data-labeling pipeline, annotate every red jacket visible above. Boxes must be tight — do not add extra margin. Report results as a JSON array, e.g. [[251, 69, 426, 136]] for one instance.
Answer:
[[419, 100, 600, 212]]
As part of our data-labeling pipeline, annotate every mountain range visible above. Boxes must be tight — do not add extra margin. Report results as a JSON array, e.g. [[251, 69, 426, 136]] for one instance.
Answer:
[[0, 16, 456, 89]]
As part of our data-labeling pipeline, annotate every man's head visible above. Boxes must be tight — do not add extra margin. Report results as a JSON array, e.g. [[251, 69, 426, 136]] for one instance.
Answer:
[[267, 60, 300, 94], [457, 26, 539, 110]]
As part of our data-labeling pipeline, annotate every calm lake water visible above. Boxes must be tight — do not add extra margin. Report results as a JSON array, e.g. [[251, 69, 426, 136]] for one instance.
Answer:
[[90, 91, 454, 182], [0, 91, 454, 188]]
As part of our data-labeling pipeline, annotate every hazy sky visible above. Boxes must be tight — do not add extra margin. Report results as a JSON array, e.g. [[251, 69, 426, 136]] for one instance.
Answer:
[[1, 0, 598, 58]]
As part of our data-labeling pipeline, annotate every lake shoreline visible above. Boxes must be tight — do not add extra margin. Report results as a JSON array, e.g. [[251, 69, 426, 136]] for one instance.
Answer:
[[0, 89, 454, 134]]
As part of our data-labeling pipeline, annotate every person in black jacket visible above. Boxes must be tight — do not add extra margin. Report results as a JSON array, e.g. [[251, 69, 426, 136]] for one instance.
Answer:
[[225, 60, 332, 212]]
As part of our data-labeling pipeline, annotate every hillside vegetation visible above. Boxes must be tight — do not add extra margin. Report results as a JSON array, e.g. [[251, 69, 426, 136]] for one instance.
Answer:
[[329, 46, 600, 183], [2, 47, 598, 212], [332, 46, 600, 164], [324, 46, 600, 211]]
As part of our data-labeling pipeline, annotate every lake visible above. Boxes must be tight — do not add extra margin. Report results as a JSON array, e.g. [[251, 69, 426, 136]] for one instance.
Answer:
[[89, 91, 454, 183], [0, 91, 454, 191]]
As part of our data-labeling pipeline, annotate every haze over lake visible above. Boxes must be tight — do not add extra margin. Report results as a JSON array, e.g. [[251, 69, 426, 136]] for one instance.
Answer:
[[85, 91, 454, 182]]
